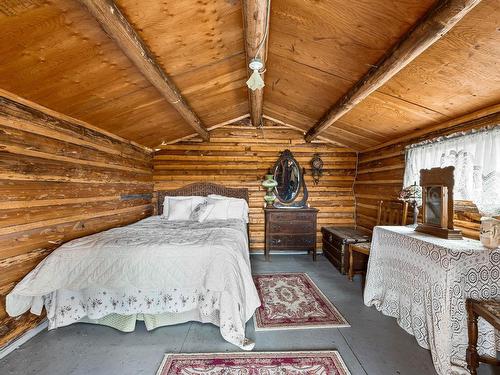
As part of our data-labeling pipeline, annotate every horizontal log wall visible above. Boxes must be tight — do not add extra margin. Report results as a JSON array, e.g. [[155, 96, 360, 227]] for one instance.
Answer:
[[0, 91, 154, 348], [154, 123, 357, 251], [354, 114, 499, 239], [355, 144, 407, 233]]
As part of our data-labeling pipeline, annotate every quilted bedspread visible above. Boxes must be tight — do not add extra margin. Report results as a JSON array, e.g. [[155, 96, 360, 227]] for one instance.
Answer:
[[6, 216, 261, 349]]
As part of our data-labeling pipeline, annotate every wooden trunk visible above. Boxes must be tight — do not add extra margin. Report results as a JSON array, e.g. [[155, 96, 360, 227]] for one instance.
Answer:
[[321, 226, 371, 275]]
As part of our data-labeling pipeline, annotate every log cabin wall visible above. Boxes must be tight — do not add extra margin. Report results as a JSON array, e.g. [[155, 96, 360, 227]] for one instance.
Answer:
[[354, 108, 500, 239], [355, 144, 411, 233], [0, 90, 154, 348], [154, 121, 357, 252]]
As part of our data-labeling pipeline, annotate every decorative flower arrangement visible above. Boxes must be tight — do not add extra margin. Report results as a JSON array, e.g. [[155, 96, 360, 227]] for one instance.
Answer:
[[398, 183, 422, 204], [399, 182, 422, 225]]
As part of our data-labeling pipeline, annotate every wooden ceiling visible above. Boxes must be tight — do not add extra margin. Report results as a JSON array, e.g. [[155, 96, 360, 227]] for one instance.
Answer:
[[0, 0, 498, 150]]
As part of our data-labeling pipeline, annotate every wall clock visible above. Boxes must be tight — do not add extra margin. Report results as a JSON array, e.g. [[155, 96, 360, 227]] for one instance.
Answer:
[[311, 153, 323, 185]]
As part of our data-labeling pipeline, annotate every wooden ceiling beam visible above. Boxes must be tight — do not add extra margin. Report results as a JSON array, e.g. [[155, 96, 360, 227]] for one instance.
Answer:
[[79, 0, 209, 141], [304, 0, 482, 142], [242, 0, 270, 127]]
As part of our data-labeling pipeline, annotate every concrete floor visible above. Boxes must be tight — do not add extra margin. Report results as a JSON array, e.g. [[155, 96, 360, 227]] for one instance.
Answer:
[[1, 254, 498, 375]]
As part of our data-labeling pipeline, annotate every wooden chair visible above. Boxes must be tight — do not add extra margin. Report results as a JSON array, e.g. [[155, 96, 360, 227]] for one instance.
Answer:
[[348, 200, 408, 284], [466, 299, 500, 375]]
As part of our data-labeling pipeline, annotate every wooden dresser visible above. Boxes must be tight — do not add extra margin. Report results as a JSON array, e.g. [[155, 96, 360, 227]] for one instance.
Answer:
[[264, 207, 318, 261]]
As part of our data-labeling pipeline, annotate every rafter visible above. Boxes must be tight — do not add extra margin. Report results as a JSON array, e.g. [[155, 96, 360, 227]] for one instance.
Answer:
[[242, 0, 270, 127], [79, 0, 209, 141], [305, 0, 482, 142]]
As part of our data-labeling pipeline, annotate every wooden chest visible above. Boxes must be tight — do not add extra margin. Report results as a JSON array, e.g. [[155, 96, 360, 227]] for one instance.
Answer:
[[264, 207, 318, 261], [321, 226, 370, 274]]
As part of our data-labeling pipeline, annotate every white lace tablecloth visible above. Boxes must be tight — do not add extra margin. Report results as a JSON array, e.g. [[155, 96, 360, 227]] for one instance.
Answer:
[[364, 226, 500, 375]]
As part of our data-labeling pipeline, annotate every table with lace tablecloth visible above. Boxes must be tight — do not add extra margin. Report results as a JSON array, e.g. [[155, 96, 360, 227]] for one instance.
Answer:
[[364, 226, 499, 375]]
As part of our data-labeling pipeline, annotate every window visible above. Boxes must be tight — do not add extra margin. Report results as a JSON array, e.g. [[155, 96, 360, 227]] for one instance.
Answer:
[[404, 126, 500, 216]]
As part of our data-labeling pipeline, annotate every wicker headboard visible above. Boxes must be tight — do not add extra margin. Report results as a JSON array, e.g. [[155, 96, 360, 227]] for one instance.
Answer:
[[157, 182, 249, 215]]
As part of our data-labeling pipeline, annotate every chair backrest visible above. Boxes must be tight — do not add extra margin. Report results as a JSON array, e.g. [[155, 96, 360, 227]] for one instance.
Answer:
[[376, 200, 408, 226]]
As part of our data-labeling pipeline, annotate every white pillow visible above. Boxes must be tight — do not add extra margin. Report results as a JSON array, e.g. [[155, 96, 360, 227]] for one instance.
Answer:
[[163, 196, 187, 217], [189, 201, 209, 221], [198, 199, 230, 222], [163, 196, 205, 221], [208, 194, 249, 223]]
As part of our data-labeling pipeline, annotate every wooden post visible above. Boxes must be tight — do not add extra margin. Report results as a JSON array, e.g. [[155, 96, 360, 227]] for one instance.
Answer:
[[242, 0, 269, 127], [79, 0, 210, 141], [305, 0, 482, 142], [466, 299, 479, 375]]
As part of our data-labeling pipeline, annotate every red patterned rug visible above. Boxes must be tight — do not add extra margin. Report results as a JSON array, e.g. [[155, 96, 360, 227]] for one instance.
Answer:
[[156, 351, 351, 374], [253, 273, 349, 330]]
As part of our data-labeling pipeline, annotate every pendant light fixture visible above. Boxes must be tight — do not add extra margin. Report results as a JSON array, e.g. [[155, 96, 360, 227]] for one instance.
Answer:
[[245, 0, 270, 91], [246, 58, 265, 91]]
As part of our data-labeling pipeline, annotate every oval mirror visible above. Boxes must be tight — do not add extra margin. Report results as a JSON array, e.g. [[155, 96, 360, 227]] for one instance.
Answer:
[[273, 150, 301, 203]]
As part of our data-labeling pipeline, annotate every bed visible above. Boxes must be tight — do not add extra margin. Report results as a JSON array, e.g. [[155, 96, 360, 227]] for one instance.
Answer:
[[6, 183, 261, 350]]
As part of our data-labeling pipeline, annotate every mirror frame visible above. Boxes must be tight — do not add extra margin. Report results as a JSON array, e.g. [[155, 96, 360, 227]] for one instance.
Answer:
[[272, 149, 308, 208]]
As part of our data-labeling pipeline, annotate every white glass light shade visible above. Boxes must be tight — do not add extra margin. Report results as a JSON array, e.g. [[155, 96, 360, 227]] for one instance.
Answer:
[[246, 69, 265, 91]]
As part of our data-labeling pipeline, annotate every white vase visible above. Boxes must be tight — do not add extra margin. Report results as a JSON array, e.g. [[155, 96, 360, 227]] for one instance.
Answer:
[[480, 217, 500, 249]]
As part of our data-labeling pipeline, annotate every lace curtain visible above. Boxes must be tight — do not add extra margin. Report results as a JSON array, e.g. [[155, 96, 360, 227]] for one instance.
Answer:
[[404, 126, 500, 216]]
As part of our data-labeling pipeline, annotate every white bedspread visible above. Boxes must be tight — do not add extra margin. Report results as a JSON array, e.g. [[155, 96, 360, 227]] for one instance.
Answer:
[[6, 216, 261, 349]]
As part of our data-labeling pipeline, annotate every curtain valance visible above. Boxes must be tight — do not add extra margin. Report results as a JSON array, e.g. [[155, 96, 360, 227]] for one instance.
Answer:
[[403, 126, 500, 215]]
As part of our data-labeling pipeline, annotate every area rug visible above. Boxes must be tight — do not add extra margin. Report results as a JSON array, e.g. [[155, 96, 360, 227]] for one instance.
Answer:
[[253, 273, 349, 330], [156, 351, 351, 374]]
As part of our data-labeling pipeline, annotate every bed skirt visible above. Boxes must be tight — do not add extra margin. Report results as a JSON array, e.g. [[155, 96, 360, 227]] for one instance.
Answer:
[[79, 310, 219, 333], [42, 287, 257, 350]]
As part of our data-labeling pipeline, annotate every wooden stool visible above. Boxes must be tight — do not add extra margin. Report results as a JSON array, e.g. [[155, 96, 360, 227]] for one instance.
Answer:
[[348, 242, 371, 284], [466, 299, 500, 375]]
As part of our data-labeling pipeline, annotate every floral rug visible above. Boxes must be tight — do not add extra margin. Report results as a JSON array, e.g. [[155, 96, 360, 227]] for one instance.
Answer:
[[156, 351, 351, 374], [253, 273, 349, 330]]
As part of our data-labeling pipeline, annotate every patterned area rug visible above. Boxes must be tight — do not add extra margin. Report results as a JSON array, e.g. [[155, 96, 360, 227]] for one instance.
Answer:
[[253, 273, 349, 330], [156, 351, 351, 374]]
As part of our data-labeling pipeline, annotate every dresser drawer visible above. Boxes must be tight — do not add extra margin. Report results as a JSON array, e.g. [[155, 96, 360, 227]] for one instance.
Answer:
[[267, 211, 315, 222], [269, 221, 315, 234], [268, 234, 316, 249]]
